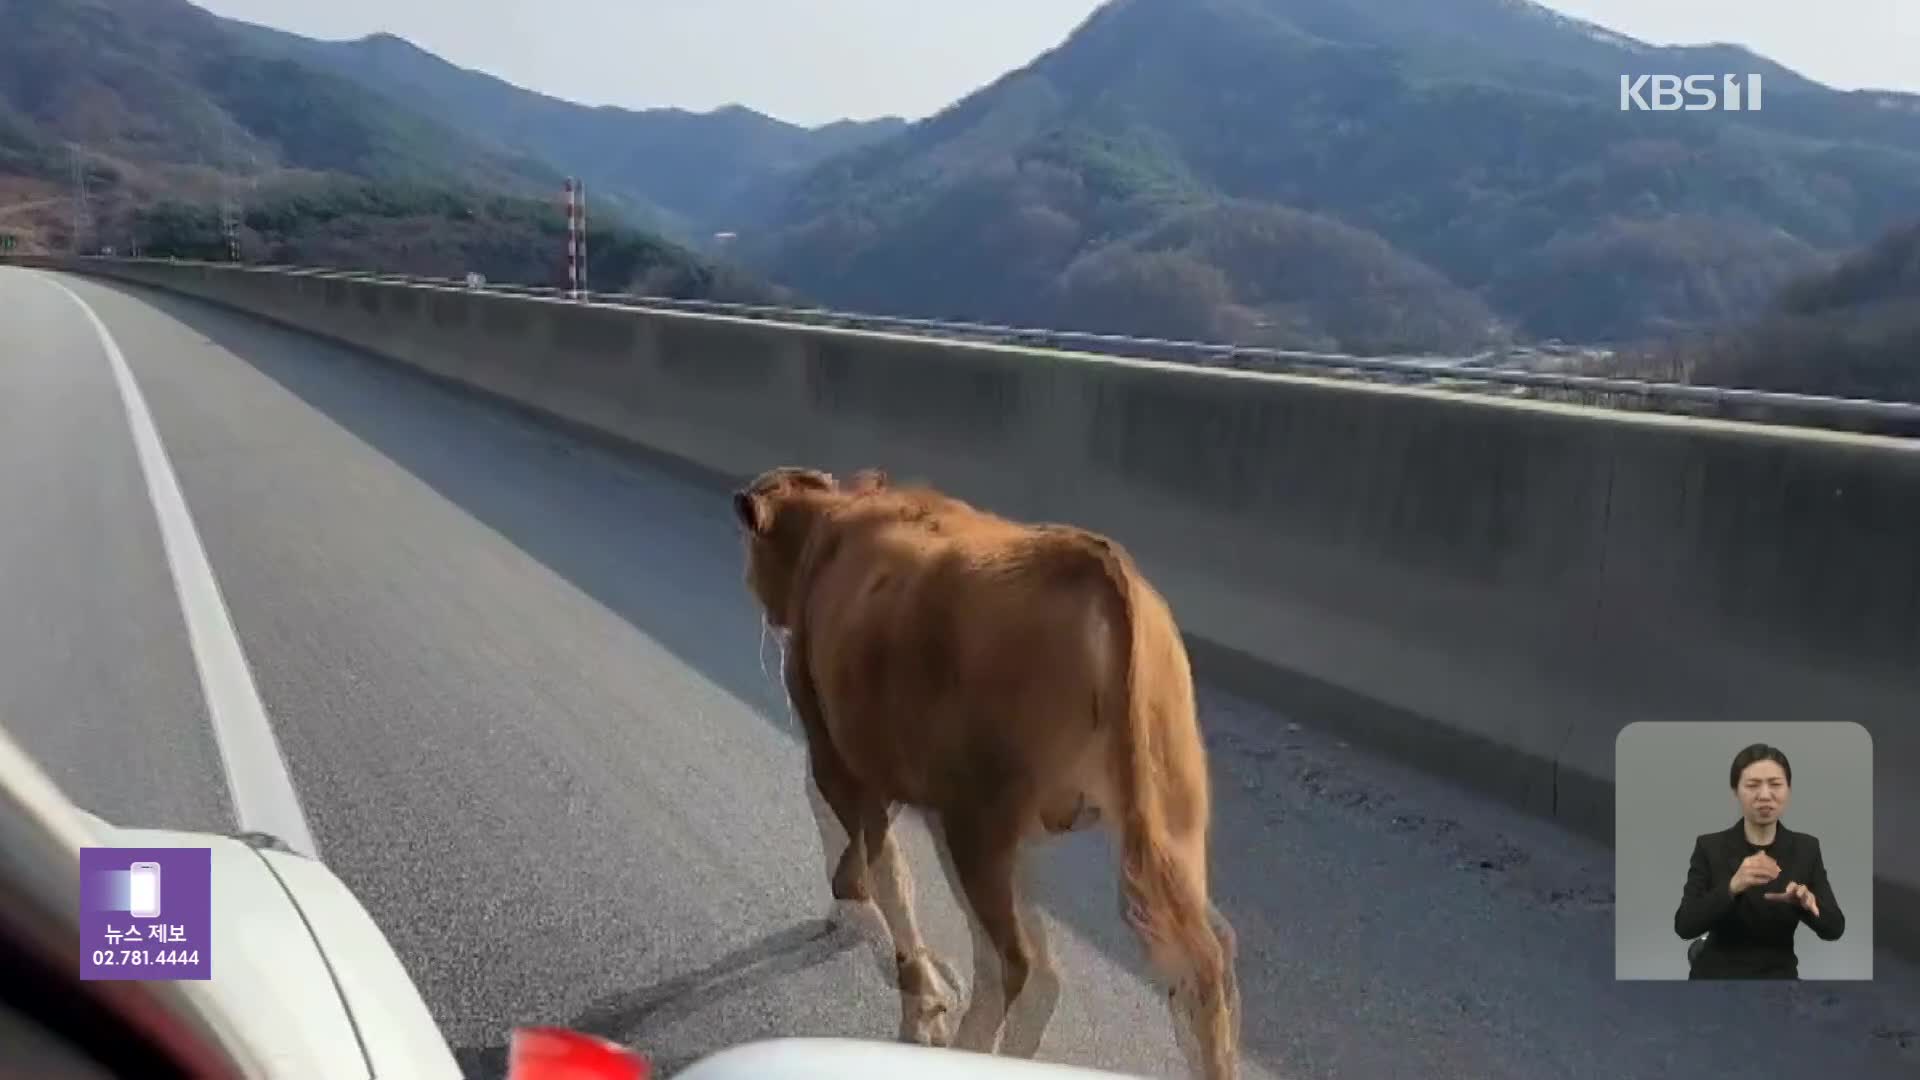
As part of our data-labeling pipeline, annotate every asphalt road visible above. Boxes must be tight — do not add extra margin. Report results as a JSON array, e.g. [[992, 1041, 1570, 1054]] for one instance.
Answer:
[[2, 266, 1917, 1080]]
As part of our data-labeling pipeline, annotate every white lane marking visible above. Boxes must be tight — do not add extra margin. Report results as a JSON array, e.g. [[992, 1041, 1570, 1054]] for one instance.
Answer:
[[44, 274, 321, 859]]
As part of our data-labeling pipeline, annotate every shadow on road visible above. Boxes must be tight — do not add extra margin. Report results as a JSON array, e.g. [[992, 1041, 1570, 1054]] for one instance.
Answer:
[[455, 919, 865, 1080]]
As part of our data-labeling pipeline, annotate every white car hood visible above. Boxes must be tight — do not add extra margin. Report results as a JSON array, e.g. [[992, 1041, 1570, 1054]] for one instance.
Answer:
[[73, 813, 461, 1080], [677, 1038, 1149, 1079]]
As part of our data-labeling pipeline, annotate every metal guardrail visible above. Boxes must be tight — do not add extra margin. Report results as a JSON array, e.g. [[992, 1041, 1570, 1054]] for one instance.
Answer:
[[70, 256, 1920, 435]]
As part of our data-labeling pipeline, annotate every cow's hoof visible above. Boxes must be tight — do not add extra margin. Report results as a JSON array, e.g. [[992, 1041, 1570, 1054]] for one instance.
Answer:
[[898, 953, 959, 1048]]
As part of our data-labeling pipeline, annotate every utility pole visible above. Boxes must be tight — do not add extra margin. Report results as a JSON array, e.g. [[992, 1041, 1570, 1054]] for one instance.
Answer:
[[70, 147, 88, 256], [219, 124, 238, 262], [564, 176, 587, 299]]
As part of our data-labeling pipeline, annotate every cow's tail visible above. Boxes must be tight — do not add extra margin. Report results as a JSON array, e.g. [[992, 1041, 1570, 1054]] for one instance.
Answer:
[[1085, 536, 1239, 1078]]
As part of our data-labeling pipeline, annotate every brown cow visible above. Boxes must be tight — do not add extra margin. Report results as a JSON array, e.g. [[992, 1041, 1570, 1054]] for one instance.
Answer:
[[732, 465, 1241, 1080]]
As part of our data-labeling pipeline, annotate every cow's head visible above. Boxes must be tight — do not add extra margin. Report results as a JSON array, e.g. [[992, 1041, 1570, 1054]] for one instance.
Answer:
[[732, 466, 888, 628]]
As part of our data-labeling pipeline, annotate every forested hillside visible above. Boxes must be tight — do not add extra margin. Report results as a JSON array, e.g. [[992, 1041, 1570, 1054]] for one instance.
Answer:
[[222, 20, 908, 244], [1595, 219, 1920, 403], [131, 177, 791, 302], [741, 0, 1920, 353], [0, 0, 775, 298], [5, 0, 1915, 381]]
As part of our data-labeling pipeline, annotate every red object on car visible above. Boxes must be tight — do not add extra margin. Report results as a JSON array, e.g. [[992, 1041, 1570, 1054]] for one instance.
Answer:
[[506, 1026, 651, 1080]]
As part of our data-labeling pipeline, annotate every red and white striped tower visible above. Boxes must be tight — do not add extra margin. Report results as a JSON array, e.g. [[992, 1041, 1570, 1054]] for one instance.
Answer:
[[563, 177, 588, 299]]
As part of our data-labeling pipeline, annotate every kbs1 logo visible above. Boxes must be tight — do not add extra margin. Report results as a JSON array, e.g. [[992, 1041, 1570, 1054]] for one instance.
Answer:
[[1620, 73, 1764, 112]]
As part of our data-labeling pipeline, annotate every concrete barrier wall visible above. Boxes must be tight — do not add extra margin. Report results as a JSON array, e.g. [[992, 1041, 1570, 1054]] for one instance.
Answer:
[[32, 258, 1920, 954]]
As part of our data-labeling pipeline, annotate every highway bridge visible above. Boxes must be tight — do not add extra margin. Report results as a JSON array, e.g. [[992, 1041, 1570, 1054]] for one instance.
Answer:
[[2, 259, 1916, 1078]]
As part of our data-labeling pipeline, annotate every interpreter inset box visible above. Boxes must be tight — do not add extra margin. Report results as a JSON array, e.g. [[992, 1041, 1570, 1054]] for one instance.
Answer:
[[1614, 721, 1873, 981]]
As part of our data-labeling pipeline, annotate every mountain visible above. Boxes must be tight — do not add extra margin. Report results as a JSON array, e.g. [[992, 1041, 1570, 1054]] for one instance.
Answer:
[[220, 21, 908, 245], [0, 0, 777, 299], [0, 0, 560, 202], [743, 0, 1920, 351]]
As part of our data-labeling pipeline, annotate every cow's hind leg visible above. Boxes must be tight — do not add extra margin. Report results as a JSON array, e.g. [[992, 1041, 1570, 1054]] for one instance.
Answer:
[[939, 805, 1060, 1057]]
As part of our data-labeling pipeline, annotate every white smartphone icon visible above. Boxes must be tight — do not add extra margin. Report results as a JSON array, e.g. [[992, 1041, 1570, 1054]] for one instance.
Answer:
[[128, 862, 162, 919]]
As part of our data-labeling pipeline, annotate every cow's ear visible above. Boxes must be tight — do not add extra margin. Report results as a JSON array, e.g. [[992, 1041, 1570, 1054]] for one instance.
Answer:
[[733, 489, 767, 535], [847, 468, 889, 494], [788, 468, 835, 492]]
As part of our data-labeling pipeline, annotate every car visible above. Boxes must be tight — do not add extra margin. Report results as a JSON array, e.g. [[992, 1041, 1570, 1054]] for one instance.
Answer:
[[502, 1029, 1147, 1080], [674, 1038, 1145, 1079], [0, 726, 1143, 1079], [0, 723, 463, 1079]]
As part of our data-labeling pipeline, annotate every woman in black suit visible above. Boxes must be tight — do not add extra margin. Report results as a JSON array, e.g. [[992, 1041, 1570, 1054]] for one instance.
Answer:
[[1673, 743, 1846, 979]]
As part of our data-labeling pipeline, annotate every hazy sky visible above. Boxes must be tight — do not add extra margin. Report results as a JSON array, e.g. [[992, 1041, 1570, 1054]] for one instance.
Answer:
[[192, 1, 1917, 128]]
